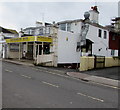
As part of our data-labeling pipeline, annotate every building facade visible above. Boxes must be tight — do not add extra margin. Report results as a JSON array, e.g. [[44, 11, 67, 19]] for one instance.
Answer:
[[107, 17, 120, 56], [0, 26, 18, 58]]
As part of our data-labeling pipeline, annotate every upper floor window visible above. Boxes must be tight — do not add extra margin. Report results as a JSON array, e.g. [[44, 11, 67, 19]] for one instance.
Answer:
[[104, 31, 107, 39], [60, 23, 66, 31], [67, 23, 71, 32], [112, 36, 115, 40], [29, 29, 34, 35], [98, 29, 102, 38], [45, 27, 50, 34]]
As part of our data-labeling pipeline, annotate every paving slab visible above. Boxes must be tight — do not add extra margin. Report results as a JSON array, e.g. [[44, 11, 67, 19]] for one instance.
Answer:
[[84, 76, 120, 88], [67, 72, 119, 88], [67, 72, 90, 80]]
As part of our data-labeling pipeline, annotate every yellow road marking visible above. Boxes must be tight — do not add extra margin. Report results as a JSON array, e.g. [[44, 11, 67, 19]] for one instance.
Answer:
[[42, 81, 59, 88], [5, 69, 12, 73], [77, 92, 104, 102], [21, 74, 31, 79]]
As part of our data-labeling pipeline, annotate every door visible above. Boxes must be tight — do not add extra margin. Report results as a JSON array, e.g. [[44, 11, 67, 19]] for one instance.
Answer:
[[36, 44, 42, 56]]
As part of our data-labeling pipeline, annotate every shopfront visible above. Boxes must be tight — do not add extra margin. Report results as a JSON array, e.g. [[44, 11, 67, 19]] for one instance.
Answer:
[[6, 36, 53, 62]]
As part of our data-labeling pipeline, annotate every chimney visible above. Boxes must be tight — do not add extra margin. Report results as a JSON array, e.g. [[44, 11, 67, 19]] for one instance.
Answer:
[[89, 6, 99, 24]]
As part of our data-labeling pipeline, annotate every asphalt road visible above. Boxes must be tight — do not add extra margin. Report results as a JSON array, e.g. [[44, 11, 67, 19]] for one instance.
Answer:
[[2, 61, 119, 108]]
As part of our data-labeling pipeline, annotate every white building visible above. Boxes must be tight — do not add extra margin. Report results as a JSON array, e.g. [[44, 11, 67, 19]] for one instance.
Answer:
[[53, 6, 118, 67], [0, 26, 18, 58]]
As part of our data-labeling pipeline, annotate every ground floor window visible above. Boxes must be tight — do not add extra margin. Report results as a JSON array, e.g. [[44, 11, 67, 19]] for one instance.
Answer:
[[111, 50, 115, 56]]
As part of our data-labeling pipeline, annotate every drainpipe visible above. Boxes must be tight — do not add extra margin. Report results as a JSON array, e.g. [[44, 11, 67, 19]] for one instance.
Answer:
[[19, 42, 21, 60], [42, 42, 44, 55], [33, 41, 37, 63]]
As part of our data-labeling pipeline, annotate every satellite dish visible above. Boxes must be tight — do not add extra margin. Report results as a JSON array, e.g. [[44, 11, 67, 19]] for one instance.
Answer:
[[84, 11, 90, 19]]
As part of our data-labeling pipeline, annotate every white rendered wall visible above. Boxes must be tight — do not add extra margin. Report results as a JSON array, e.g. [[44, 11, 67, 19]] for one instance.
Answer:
[[86, 24, 110, 56], [70, 22, 82, 34], [0, 44, 2, 58], [58, 21, 118, 58], [86, 24, 118, 57], [3, 33, 18, 38], [57, 30, 80, 64], [89, 10, 99, 24]]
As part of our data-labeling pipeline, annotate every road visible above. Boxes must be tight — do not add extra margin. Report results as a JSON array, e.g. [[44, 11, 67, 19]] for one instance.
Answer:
[[2, 61, 119, 108]]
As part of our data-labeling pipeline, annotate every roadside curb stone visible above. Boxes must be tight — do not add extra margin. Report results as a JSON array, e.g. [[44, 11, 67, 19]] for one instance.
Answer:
[[3, 59, 34, 67], [67, 72, 119, 88]]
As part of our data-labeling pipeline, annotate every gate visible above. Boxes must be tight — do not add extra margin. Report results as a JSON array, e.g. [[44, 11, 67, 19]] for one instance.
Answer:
[[94, 56, 105, 69]]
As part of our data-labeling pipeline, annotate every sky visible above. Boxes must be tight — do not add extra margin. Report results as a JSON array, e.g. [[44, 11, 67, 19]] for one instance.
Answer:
[[0, 1, 119, 32]]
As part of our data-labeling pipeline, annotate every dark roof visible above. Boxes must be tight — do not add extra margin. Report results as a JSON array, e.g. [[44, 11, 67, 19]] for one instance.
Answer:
[[0, 26, 18, 34], [6, 29, 18, 34]]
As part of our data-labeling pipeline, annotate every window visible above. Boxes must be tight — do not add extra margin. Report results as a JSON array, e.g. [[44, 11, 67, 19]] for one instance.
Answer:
[[35, 29, 40, 35], [104, 31, 107, 39], [60, 23, 66, 31], [29, 29, 34, 35], [45, 27, 50, 34], [98, 29, 102, 38], [39, 28, 43, 35], [67, 23, 71, 32], [112, 36, 115, 40], [111, 50, 115, 56], [76, 42, 80, 52]]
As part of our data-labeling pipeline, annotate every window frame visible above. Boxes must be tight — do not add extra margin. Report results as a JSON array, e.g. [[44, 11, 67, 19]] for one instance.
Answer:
[[104, 31, 107, 39], [67, 23, 71, 32], [98, 29, 102, 38], [111, 50, 115, 56], [60, 23, 66, 31]]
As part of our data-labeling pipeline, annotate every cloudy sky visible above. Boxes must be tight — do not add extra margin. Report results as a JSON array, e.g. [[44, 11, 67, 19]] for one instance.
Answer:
[[0, 1, 119, 31]]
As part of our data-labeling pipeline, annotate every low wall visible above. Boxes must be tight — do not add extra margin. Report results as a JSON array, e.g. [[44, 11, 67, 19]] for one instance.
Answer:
[[79, 56, 94, 71], [105, 57, 120, 67], [8, 51, 20, 59], [36, 54, 54, 66], [79, 56, 120, 71]]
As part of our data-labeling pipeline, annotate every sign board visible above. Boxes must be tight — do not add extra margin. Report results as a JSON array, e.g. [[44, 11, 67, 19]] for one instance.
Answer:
[[6, 36, 35, 43], [37, 36, 52, 42], [6, 36, 53, 43]]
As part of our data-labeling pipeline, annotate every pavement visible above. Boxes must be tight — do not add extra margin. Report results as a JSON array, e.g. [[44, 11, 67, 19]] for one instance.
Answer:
[[2, 58, 120, 88], [66, 72, 119, 88]]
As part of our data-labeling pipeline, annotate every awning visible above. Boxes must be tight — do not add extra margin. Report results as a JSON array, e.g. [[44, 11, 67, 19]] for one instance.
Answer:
[[86, 39, 94, 43], [6, 36, 53, 43]]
